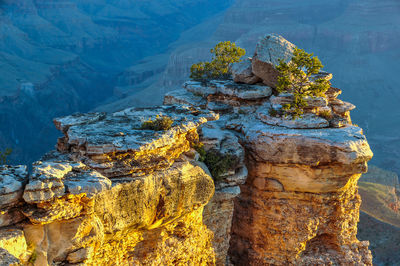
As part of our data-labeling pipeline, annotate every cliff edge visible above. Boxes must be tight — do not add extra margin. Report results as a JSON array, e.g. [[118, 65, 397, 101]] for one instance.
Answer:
[[0, 34, 373, 265]]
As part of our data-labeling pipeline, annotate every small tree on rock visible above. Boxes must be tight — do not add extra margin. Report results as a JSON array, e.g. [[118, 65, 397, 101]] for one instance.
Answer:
[[190, 41, 245, 82], [276, 48, 330, 119]]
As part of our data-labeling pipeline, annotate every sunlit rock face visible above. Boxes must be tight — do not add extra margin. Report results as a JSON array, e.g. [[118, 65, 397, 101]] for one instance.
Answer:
[[163, 34, 373, 265], [0, 106, 218, 265], [0, 34, 374, 265]]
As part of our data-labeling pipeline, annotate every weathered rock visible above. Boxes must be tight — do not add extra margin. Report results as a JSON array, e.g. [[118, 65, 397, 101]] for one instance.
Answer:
[[325, 87, 342, 99], [241, 121, 372, 166], [199, 121, 247, 189], [54, 105, 218, 178], [270, 94, 328, 109], [206, 101, 233, 113], [22, 152, 112, 224], [310, 71, 333, 82], [23, 159, 215, 265], [252, 34, 296, 87], [0, 166, 28, 227], [331, 99, 356, 114], [184, 80, 272, 100], [163, 89, 207, 108], [231, 58, 261, 84], [0, 229, 28, 263], [0, 248, 21, 266], [0, 166, 28, 208], [258, 109, 329, 129], [228, 117, 373, 265], [203, 187, 240, 266]]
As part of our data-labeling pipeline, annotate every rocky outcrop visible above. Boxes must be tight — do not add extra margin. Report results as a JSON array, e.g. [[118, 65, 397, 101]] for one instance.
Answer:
[[0, 106, 218, 265], [1, 34, 373, 266], [163, 34, 373, 265]]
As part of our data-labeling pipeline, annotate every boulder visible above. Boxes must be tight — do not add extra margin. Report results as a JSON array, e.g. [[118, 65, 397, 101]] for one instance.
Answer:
[[331, 100, 356, 114], [231, 58, 261, 84], [184, 80, 272, 100], [252, 34, 295, 87], [0, 166, 27, 208]]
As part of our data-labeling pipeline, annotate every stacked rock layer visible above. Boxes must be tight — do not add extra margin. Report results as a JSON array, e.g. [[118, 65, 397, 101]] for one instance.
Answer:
[[164, 34, 374, 265], [0, 34, 373, 266], [0, 106, 219, 265]]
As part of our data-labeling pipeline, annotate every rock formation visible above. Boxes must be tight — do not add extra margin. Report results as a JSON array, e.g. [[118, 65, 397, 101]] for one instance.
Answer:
[[165, 34, 373, 265], [0, 34, 373, 265], [0, 106, 219, 265]]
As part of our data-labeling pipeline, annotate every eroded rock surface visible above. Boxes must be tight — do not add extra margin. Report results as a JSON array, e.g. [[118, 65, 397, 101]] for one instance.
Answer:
[[231, 58, 261, 84], [0, 106, 218, 265], [252, 34, 295, 87], [0, 33, 374, 266]]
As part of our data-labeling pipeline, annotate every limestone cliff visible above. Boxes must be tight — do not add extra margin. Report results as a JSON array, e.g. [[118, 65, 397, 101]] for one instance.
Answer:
[[0, 106, 219, 265], [0, 34, 373, 265]]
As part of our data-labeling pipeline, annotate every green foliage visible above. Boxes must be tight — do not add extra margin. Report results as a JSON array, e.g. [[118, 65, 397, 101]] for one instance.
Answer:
[[140, 115, 174, 131], [190, 41, 245, 81], [192, 142, 206, 162], [276, 48, 331, 119], [0, 148, 12, 164], [193, 142, 237, 183], [202, 150, 237, 182]]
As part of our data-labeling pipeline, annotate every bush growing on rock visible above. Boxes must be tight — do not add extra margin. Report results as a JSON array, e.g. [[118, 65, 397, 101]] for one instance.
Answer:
[[140, 115, 174, 131], [193, 142, 238, 183], [190, 41, 245, 82], [276, 48, 330, 119]]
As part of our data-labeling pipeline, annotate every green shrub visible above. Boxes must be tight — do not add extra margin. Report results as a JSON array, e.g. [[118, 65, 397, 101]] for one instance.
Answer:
[[203, 150, 237, 182], [190, 41, 245, 82], [193, 142, 238, 183], [140, 115, 174, 131], [276, 48, 331, 119], [0, 148, 12, 164], [192, 142, 206, 162]]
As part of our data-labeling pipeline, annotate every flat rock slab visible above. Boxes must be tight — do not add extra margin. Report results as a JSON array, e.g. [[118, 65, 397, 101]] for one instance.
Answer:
[[331, 100, 356, 114], [241, 119, 373, 166], [54, 106, 218, 177], [0, 166, 28, 209], [184, 80, 272, 100], [23, 152, 111, 204], [258, 111, 329, 129], [270, 94, 328, 109], [55, 105, 217, 155], [163, 89, 207, 107]]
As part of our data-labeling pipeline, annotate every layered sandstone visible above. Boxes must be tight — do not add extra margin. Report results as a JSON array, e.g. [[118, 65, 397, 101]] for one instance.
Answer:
[[0, 106, 218, 265], [163, 34, 373, 265], [0, 34, 374, 266]]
